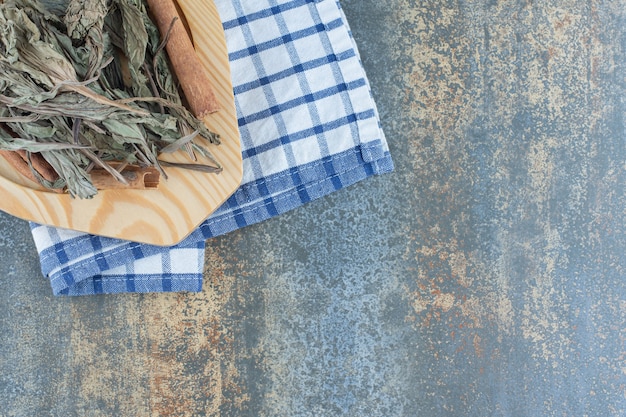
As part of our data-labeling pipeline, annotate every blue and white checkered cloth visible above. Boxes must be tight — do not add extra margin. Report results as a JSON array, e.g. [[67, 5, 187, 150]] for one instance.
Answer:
[[29, 0, 394, 295]]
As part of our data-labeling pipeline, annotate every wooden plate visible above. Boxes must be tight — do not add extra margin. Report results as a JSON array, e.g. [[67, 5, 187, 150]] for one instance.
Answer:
[[0, 0, 242, 246]]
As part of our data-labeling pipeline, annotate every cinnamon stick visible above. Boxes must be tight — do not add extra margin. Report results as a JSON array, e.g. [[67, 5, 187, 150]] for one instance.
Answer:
[[0, 149, 63, 190], [147, 0, 220, 118], [0, 150, 39, 185], [16, 150, 58, 183], [0, 122, 60, 186], [89, 166, 160, 190], [0, 149, 160, 191]]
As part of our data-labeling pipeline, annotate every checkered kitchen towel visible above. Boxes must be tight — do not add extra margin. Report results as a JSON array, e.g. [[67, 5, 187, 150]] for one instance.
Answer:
[[29, 0, 394, 295]]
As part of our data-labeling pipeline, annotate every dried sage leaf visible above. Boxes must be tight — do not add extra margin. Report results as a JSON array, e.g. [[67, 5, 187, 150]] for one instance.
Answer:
[[0, 0, 221, 198]]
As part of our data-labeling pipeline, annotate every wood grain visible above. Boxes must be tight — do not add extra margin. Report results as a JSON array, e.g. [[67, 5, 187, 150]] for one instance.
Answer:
[[0, 0, 242, 246]]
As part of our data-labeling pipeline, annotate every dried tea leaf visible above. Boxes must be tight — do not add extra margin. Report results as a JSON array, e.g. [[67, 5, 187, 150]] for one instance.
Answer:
[[64, 0, 108, 40], [102, 118, 147, 144], [159, 129, 198, 153], [0, 137, 87, 152], [42, 149, 97, 198], [115, 0, 149, 74], [0, 0, 222, 198]]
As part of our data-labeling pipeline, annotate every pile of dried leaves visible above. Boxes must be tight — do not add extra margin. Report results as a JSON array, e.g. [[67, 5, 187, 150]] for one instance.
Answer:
[[0, 0, 220, 198]]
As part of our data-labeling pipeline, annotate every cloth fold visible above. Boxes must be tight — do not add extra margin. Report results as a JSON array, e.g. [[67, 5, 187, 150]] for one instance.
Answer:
[[30, 0, 394, 295]]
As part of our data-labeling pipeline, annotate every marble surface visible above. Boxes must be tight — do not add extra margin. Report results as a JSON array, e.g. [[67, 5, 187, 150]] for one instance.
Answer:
[[1, 1, 625, 415]]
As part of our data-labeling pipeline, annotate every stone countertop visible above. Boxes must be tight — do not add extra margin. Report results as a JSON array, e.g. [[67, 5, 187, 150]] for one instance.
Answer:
[[1, 1, 625, 416]]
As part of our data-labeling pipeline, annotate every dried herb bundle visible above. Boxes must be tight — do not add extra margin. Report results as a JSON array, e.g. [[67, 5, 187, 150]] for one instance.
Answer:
[[0, 0, 221, 198]]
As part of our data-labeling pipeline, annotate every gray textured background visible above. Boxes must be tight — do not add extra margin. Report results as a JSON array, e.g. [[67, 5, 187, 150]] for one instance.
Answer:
[[1, 0, 625, 416]]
